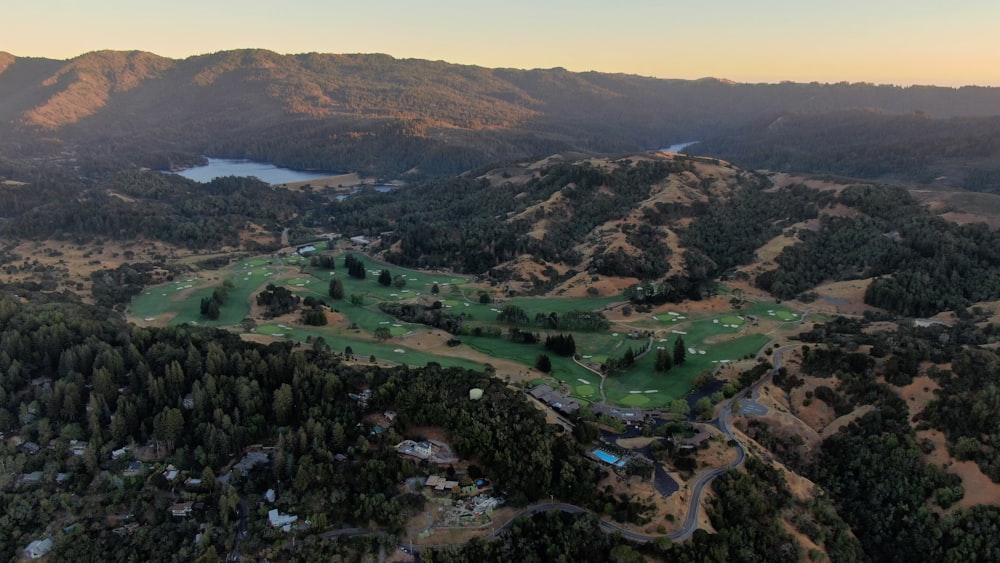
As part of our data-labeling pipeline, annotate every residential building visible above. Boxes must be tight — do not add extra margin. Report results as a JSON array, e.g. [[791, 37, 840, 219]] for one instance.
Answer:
[[169, 502, 194, 518], [24, 538, 53, 559]]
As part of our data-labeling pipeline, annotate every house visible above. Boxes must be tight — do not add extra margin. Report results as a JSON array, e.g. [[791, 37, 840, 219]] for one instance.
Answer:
[[591, 403, 646, 425], [21, 441, 40, 455], [426, 475, 459, 492], [163, 466, 179, 481], [169, 502, 194, 517], [69, 440, 87, 456], [17, 471, 43, 487], [268, 508, 298, 531], [350, 235, 372, 246], [182, 394, 195, 410], [24, 538, 54, 559], [527, 385, 580, 415], [111, 447, 129, 460], [234, 451, 270, 476], [395, 439, 434, 460], [123, 461, 144, 477], [415, 441, 433, 458], [184, 477, 203, 488]]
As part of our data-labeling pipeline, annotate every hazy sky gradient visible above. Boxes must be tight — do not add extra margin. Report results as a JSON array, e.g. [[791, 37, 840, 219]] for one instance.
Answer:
[[7, 0, 1000, 86]]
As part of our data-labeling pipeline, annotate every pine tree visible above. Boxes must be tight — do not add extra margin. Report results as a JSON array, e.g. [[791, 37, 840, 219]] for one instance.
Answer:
[[673, 335, 686, 365], [329, 278, 344, 299], [535, 353, 552, 373], [655, 348, 673, 372]]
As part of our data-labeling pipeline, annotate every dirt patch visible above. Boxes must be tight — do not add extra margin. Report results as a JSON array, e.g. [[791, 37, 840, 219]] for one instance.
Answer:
[[401, 329, 541, 383], [4, 239, 181, 301], [808, 278, 875, 316], [788, 378, 839, 431], [405, 426, 452, 445], [820, 405, 874, 439], [277, 172, 370, 191], [917, 428, 1000, 510], [897, 374, 942, 420]]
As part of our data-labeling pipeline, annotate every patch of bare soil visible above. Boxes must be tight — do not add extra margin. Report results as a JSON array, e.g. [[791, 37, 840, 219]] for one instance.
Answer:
[[808, 278, 875, 316], [277, 172, 369, 191], [897, 374, 942, 420], [556, 272, 635, 298], [4, 239, 180, 301], [820, 406, 875, 440], [789, 378, 840, 431], [917, 428, 1000, 510], [401, 329, 540, 383], [768, 173, 852, 194], [738, 409, 823, 455]]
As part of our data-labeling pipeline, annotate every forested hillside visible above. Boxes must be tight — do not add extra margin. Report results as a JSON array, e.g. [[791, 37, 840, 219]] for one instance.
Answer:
[[3, 50, 1000, 179]]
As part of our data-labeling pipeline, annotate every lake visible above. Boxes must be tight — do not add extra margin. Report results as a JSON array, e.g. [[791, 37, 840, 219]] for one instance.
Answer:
[[662, 141, 699, 153], [173, 158, 338, 184]]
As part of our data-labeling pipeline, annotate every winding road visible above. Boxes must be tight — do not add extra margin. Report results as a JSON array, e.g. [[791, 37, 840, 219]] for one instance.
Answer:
[[322, 314, 811, 558]]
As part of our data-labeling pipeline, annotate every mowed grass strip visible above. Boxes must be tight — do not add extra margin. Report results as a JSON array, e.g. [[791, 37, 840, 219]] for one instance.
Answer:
[[253, 324, 482, 370], [603, 333, 770, 406]]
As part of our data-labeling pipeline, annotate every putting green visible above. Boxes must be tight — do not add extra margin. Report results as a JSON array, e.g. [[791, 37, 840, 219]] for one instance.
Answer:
[[719, 315, 744, 325], [619, 394, 651, 407], [576, 385, 596, 396]]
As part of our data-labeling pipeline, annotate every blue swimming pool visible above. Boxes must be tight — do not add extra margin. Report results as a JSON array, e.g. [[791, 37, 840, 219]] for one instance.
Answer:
[[593, 449, 625, 466]]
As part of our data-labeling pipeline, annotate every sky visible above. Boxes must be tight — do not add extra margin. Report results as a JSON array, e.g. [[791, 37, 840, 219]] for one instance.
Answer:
[[6, 0, 1000, 87]]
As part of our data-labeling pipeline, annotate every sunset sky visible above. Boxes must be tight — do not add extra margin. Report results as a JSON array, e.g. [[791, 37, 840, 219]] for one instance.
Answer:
[[7, 0, 1000, 86]]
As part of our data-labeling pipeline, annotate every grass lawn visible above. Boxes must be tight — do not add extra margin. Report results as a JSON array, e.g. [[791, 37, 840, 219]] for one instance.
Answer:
[[462, 335, 594, 382], [130, 251, 788, 409], [603, 333, 770, 405], [131, 261, 277, 326], [253, 323, 482, 370]]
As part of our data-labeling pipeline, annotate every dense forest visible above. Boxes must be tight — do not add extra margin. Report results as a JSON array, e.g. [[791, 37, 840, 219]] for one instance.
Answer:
[[4, 50, 1000, 181], [692, 110, 1000, 187]]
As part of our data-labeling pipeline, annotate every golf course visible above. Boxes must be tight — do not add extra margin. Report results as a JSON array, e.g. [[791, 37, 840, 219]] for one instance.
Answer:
[[130, 246, 801, 408]]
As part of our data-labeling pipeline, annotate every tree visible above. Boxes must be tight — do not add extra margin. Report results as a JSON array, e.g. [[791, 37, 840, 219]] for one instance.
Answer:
[[431, 283, 440, 295], [329, 278, 344, 299], [273, 383, 294, 425], [374, 326, 392, 342], [535, 354, 552, 373], [673, 336, 686, 365], [200, 297, 220, 320], [655, 348, 673, 372], [695, 396, 713, 419], [622, 347, 635, 367], [378, 269, 392, 286], [393, 275, 406, 289], [479, 292, 492, 304], [669, 399, 690, 417], [692, 371, 714, 390]]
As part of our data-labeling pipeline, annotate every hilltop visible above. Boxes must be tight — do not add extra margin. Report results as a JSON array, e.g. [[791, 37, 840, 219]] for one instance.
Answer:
[[3, 49, 1000, 180]]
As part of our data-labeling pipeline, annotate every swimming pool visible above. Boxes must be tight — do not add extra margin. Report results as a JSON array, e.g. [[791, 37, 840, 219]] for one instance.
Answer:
[[593, 449, 626, 466]]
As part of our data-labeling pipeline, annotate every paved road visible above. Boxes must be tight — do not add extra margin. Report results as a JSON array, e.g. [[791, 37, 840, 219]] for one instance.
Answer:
[[395, 314, 811, 554]]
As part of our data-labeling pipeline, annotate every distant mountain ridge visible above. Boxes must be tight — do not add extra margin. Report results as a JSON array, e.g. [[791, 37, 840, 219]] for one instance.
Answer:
[[3, 49, 1000, 178]]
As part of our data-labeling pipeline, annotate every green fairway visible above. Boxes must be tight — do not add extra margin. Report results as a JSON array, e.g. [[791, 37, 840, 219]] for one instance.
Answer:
[[253, 324, 482, 370], [129, 251, 795, 408], [602, 330, 770, 405]]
